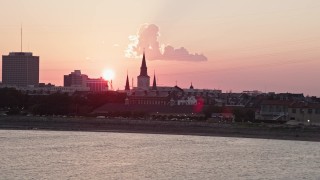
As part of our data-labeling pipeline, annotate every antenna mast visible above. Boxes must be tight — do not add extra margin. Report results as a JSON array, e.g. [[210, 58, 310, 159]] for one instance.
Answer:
[[132, 78, 134, 89], [21, 24, 23, 52], [110, 80, 113, 91]]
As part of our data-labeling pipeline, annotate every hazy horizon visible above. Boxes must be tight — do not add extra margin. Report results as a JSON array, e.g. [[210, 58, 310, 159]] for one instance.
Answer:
[[1, 0, 320, 96]]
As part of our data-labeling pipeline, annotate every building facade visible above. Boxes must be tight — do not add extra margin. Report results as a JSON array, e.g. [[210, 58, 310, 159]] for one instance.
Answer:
[[177, 96, 197, 105], [288, 103, 320, 125], [64, 70, 88, 87], [127, 95, 169, 105], [64, 70, 108, 92], [2, 52, 39, 87], [255, 100, 293, 121], [86, 78, 108, 92]]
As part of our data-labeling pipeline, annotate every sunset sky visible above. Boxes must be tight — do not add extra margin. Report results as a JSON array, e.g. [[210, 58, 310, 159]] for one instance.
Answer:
[[1, 0, 320, 96]]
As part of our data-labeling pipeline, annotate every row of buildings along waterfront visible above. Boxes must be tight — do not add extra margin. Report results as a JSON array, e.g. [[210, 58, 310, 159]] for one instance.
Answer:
[[99, 52, 320, 125], [2, 50, 320, 125], [78, 52, 320, 125]]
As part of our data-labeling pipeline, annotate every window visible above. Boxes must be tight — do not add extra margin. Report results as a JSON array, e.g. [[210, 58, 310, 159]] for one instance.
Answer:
[[300, 109, 304, 114], [308, 109, 313, 114], [269, 106, 274, 112], [292, 108, 296, 114], [316, 109, 320, 114], [261, 105, 267, 112]]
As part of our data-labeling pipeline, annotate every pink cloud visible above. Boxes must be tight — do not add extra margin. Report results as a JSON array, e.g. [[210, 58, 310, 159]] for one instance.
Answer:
[[126, 24, 207, 62]]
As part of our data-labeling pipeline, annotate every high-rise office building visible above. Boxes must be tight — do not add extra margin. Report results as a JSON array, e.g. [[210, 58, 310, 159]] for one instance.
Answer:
[[2, 52, 39, 87]]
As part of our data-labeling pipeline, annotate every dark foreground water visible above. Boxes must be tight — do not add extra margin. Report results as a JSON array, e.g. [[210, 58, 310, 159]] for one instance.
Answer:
[[0, 130, 319, 180]]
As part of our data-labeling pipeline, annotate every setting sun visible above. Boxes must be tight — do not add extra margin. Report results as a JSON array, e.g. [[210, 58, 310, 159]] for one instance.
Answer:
[[102, 69, 115, 81]]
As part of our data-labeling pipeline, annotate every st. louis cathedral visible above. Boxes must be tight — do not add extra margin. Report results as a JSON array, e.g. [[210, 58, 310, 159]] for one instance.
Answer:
[[124, 52, 170, 105], [125, 52, 156, 91], [124, 52, 220, 106]]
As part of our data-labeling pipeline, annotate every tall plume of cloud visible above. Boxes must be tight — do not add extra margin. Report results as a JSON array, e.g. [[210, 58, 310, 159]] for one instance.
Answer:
[[125, 24, 207, 61]]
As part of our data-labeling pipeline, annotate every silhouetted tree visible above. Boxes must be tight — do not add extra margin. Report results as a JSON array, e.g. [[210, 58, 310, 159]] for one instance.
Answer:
[[0, 88, 26, 109]]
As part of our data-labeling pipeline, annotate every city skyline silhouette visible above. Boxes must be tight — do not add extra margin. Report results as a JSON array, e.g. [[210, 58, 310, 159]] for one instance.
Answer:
[[1, 0, 320, 96]]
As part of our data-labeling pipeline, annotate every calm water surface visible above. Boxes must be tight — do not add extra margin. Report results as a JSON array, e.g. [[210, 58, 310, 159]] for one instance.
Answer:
[[0, 130, 319, 180]]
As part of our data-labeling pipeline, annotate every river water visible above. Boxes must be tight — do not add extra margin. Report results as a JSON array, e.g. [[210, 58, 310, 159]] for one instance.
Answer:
[[0, 130, 319, 180]]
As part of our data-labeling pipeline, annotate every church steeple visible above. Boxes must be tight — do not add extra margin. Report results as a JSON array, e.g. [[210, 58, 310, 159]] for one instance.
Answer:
[[137, 51, 150, 90], [152, 71, 157, 90], [190, 82, 194, 89], [139, 51, 148, 76], [125, 72, 130, 90]]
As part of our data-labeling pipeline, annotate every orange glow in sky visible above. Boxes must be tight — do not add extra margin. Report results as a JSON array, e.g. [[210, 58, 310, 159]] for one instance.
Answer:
[[1, 0, 320, 96]]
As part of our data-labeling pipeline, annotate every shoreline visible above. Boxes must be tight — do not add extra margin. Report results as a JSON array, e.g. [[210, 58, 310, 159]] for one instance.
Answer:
[[1, 116, 320, 142]]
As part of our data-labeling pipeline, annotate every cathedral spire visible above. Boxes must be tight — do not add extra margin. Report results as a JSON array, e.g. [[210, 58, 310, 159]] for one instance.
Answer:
[[139, 51, 148, 76], [152, 70, 157, 90], [142, 51, 147, 68], [137, 50, 150, 90], [125, 71, 130, 90]]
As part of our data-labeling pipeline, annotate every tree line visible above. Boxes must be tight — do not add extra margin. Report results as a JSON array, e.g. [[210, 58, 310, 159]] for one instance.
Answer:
[[0, 88, 255, 122], [0, 88, 126, 116]]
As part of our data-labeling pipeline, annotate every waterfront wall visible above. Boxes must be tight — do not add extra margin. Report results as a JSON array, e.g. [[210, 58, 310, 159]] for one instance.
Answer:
[[0, 116, 319, 141]]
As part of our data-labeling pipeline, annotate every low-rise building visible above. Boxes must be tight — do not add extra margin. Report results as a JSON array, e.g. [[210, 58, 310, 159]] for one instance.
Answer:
[[127, 91, 170, 106], [86, 78, 108, 92], [64, 70, 108, 92], [177, 96, 197, 105], [255, 100, 293, 121], [64, 70, 88, 87], [288, 102, 320, 125]]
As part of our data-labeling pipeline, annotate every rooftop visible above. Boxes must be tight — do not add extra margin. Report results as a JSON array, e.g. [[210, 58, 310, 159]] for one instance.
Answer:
[[261, 100, 295, 106], [8, 52, 33, 56]]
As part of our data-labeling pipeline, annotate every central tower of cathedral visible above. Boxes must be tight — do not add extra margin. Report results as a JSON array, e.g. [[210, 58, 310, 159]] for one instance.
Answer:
[[137, 52, 150, 90]]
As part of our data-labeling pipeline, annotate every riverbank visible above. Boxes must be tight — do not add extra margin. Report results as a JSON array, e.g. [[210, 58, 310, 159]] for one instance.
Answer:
[[0, 116, 319, 141]]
